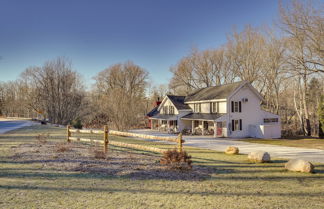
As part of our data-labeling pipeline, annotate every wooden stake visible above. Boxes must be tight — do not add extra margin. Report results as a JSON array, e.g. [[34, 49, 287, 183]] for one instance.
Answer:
[[104, 125, 109, 154], [178, 132, 183, 152], [67, 125, 71, 142]]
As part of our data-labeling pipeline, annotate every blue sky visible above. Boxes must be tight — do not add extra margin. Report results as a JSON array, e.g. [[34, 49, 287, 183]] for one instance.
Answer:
[[0, 0, 280, 87]]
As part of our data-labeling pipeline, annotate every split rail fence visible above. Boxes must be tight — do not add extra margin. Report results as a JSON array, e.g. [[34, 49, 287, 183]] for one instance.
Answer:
[[67, 125, 185, 154]]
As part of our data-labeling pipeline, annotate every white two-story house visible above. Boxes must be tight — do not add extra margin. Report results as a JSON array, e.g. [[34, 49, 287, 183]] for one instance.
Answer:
[[148, 81, 281, 138]]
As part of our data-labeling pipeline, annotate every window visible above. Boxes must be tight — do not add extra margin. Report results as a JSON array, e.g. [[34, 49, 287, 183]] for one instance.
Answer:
[[162, 106, 168, 114], [169, 106, 174, 115], [194, 103, 201, 113], [231, 101, 242, 113], [194, 120, 199, 127], [264, 118, 278, 123], [210, 102, 219, 113], [231, 119, 242, 131]]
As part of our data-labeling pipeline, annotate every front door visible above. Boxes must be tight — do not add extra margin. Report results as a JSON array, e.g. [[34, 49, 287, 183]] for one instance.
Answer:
[[217, 122, 223, 136]]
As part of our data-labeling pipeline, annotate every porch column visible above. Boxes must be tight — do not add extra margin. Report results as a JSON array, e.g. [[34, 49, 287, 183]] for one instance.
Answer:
[[167, 120, 170, 131], [151, 119, 154, 130], [158, 120, 161, 131], [202, 121, 204, 136], [214, 122, 217, 138], [191, 120, 194, 134]]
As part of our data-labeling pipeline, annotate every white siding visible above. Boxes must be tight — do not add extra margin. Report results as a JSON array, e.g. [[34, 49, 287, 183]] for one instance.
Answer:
[[219, 102, 227, 113], [228, 84, 262, 138]]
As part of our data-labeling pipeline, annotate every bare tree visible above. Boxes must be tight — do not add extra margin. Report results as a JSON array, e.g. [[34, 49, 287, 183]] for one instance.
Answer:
[[226, 26, 266, 84], [94, 61, 148, 130], [21, 57, 85, 124]]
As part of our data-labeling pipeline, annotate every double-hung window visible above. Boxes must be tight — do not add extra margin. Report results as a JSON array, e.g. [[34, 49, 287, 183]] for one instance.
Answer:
[[194, 103, 201, 113], [169, 106, 174, 115], [210, 102, 219, 113], [231, 101, 242, 113], [231, 119, 242, 131]]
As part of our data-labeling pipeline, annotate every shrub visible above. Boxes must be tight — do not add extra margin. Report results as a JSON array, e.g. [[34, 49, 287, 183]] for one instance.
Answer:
[[94, 150, 106, 159], [72, 119, 83, 129], [35, 133, 49, 144], [55, 142, 71, 152], [160, 149, 192, 170]]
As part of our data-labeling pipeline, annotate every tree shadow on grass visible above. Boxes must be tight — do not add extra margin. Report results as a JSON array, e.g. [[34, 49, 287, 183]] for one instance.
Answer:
[[1, 184, 324, 198]]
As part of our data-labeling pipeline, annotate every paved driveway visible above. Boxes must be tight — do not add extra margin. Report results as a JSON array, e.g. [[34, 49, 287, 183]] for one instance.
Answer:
[[131, 129, 324, 164], [0, 120, 35, 134]]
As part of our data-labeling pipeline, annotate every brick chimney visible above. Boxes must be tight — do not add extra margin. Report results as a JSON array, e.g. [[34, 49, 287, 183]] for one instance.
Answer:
[[155, 97, 161, 107]]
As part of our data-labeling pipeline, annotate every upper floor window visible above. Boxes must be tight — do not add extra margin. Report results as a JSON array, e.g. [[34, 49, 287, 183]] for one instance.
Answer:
[[231, 101, 241, 113], [162, 106, 168, 114], [169, 106, 174, 115], [194, 103, 201, 113], [210, 102, 219, 113], [162, 105, 175, 114]]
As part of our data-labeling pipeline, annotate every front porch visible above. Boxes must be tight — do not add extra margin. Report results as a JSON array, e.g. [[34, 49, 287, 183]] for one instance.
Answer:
[[182, 119, 227, 137], [150, 118, 179, 134]]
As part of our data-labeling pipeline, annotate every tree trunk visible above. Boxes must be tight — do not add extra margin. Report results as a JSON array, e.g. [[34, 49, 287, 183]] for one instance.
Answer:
[[319, 121, 324, 139]]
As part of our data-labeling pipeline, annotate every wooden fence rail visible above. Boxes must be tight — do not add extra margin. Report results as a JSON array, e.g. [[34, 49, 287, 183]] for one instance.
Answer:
[[67, 125, 184, 154]]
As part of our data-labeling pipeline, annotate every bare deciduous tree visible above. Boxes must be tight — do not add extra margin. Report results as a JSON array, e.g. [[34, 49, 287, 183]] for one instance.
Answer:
[[94, 61, 148, 130], [21, 57, 85, 124]]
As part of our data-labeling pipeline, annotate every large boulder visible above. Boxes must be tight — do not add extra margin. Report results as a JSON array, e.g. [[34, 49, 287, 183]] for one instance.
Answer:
[[225, 146, 239, 155], [285, 159, 314, 173], [248, 151, 271, 163]]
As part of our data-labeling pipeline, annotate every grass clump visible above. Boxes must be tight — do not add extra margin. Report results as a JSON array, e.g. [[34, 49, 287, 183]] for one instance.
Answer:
[[93, 149, 107, 159], [55, 142, 72, 152], [160, 149, 192, 170], [35, 133, 49, 144]]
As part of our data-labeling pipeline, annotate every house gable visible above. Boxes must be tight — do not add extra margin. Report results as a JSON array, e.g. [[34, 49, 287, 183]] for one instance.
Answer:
[[158, 95, 190, 114]]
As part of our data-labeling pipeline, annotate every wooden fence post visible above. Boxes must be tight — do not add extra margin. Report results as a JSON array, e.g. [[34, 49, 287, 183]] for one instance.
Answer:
[[104, 125, 109, 154], [67, 125, 71, 142], [178, 133, 183, 152]]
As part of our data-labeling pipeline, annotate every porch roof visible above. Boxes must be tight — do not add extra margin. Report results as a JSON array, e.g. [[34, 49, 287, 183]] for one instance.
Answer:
[[181, 113, 225, 121], [149, 113, 178, 121]]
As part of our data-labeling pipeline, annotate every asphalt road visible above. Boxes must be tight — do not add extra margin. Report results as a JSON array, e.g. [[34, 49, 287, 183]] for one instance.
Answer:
[[0, 120, 34, 134]]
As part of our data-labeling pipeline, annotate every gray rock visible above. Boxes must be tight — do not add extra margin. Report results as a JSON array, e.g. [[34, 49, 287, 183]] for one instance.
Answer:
[[285, 159, 314, 173], [248, 151, 271, 163]]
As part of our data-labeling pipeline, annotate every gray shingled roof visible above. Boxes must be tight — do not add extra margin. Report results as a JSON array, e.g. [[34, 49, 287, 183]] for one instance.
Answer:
[[184, 81, 245, 102], [181, 113, 225, 121], [167, 95, 190, 110], [149, 113, 178, 120], [146, 106, 159, 117]]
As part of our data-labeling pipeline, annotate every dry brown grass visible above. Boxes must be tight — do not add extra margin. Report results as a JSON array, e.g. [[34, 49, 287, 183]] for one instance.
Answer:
[[55, 142, 71, 152], [242, 137, 324, 150]]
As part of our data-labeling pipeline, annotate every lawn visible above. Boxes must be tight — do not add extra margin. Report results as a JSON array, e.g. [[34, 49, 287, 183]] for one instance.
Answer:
[[241, 137, 324, 150], [0, 125, 324, 209]]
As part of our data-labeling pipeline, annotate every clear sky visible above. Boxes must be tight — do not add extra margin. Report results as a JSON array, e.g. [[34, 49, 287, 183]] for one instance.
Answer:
[[0, 0, 280, 87]]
